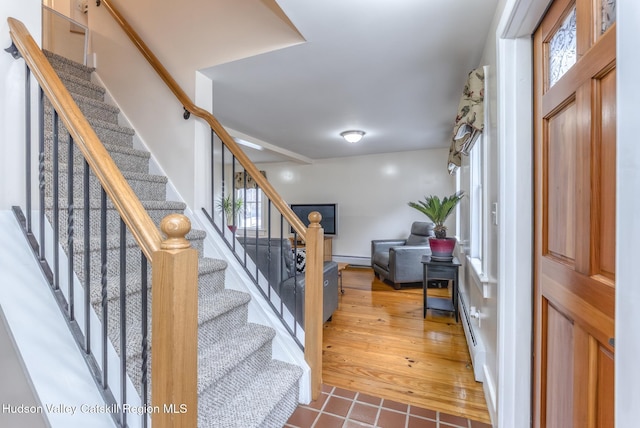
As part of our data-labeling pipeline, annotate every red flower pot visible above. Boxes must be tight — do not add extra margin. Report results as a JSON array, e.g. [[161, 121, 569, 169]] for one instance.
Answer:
[[428, 237, 456, 261]]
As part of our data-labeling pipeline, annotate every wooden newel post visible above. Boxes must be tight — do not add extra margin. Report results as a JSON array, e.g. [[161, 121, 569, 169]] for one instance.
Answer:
[[152, 214, 199, 428], [304, 211, 324, 400]]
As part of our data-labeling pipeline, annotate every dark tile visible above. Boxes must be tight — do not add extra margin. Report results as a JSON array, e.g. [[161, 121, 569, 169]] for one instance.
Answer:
[[377, 408, 408, 428], [439, 412, 470, 427], [333, 386, 358, 400], [409, 405, 437, 420], [470, 420, 493, 428], [323, 395, 353, 417], [286, 406, 319, 428], [322, 384, 335, 394], [382, 398, 408, 413], [349, 402, 379, 425], [305, 392, 329, 410], [408, 415, 438, 428], [356, 392, 382, 406], [315, 412, 345, 428]]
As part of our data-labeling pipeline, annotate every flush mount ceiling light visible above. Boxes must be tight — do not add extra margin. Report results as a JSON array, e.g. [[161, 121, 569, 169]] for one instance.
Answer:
[[340, 130, 366, 143]]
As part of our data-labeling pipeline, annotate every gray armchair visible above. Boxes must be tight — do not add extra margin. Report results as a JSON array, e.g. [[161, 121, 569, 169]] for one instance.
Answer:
[[371, 222, 434, 289]]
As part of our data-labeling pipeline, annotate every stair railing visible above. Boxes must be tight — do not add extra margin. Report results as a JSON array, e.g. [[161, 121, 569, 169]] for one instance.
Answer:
[[7, 17, 198, 428], [96, 0, 324, 399]]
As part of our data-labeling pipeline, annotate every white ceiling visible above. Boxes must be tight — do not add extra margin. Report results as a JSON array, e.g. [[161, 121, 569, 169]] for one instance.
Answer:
[[201, 0, 499, 163]]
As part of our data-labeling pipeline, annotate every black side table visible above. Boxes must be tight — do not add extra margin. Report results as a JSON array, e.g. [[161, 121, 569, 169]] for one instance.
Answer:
[[422, 256, 461, 322]]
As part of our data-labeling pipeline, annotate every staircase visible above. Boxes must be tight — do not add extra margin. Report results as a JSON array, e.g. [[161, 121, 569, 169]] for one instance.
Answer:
[[42, 50, 302, 428]]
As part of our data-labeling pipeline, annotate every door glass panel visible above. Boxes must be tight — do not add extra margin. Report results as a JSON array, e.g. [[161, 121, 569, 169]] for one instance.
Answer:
[[549, 7, 577, 87], [601, 0, 616, 34]]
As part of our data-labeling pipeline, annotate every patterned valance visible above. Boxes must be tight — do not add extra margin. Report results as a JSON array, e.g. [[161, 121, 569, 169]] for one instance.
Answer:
[[234, 170, 266, 189], [447, 67, 485, 174]]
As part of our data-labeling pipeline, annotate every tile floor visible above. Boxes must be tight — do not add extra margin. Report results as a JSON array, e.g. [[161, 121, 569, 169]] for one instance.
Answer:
[[286, 385, 492, 428]]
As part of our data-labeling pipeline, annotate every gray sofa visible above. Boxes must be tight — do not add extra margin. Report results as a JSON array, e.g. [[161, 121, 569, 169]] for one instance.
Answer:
[[241, 237, 339, 325], [371, 222, 434, 289]]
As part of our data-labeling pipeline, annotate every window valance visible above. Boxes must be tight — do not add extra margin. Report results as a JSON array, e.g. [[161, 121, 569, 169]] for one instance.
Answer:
[[447, 67, 485, 174]]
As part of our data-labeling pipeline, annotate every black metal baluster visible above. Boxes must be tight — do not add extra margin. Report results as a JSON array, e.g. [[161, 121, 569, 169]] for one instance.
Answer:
[[231, 156, 237, 248], [25, 64, 32, 232], [280, 215, 285, 318], [39, 88, 45, 262], [242, 170, 248, 239], [100, 188, 108, 390], [221, 145, 226, 231], [119, 219, 127, 427], [140, 253, 149, 428], [210, 129, 215, 222], [67, 135, 75, 321], [84, 159, 91, 354], [243, 170, 248, 265], [254, 184, 259, 248], [52, 111, 60, 291], [266, 201, 272, 300]]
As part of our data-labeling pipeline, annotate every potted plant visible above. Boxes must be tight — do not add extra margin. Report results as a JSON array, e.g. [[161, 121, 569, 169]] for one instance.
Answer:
[[408, 191, 464, 261], [216, 194, 243, 233]]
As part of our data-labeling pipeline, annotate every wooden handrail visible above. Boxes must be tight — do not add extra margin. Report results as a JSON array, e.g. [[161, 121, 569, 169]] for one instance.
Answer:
[[7, 17, 162, 261], [98, 0, 308, 240]]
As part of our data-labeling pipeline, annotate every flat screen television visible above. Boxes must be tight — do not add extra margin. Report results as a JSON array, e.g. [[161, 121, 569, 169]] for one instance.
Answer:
[[290, 203, 337, 235]]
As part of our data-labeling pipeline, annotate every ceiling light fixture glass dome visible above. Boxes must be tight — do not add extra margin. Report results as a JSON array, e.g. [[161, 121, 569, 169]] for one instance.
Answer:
[[340, 130, 366, 143]]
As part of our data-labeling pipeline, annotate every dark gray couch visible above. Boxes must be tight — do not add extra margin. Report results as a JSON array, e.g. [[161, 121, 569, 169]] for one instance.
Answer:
[[241, 237, 339, 326], [371, 222, 434, 289]]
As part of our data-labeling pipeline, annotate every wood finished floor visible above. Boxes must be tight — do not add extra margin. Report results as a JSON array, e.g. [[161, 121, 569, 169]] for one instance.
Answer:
[[322, 266, 490, 424]]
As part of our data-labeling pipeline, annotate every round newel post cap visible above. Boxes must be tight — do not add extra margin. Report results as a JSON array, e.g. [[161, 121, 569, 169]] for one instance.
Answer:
[[308, 211, 322, 228], [160, 214, 192, 250]]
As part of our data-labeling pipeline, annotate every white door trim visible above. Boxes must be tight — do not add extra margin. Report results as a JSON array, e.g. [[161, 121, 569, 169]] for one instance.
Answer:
[[496, 1, 550, 427]]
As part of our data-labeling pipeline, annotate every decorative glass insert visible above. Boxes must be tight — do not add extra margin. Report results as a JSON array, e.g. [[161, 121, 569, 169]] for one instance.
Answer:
[[549, 7, 577, 87], [601, 0, 616, 34]]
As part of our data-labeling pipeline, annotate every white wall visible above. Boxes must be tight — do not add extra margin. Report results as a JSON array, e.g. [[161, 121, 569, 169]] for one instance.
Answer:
[[0, 0, 41, 210], [86, 2, 197, 206], [256, 148, 455, 262], [84, 0, 305, 208], [455, 1, 505, 423]]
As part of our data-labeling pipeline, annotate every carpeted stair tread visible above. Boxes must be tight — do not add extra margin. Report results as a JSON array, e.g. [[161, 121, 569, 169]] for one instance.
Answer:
[[98, 288, 249, 359], [45, 137, 151, 173], [54, 70, 105, 101], [45, 160, 168, 202], [88, 256, 227, 306], [200, 359, 303, 428], [69, 227, 205, 254], [44, 103, 134, 148], [197, 323, 275, 394], [44, 94, 121, 127], [47, 196, 186, 211], [84, 116, 136, 148], [44, 50, 94, 81], [70, 93, 120, 124], [47, 160, 167, 185]]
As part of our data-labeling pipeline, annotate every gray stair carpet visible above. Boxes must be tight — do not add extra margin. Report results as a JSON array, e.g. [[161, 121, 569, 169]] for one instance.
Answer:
[[42, 50, 302, 428]]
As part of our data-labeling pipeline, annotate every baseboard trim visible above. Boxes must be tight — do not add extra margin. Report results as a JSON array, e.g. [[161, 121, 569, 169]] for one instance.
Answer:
[[332, 255, 370, 266]]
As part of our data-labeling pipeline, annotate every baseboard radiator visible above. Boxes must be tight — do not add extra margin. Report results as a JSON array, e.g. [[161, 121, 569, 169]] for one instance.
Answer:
[[458, 292, 486, 382]]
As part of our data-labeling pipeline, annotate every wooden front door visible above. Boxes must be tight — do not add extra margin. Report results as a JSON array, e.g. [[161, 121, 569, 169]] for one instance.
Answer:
[[533, 0, 616, 427]]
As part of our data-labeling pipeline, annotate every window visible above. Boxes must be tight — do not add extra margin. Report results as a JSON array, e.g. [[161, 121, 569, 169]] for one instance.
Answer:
[[236, 188, 263, 229], [469, 135, 483, 261]]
